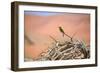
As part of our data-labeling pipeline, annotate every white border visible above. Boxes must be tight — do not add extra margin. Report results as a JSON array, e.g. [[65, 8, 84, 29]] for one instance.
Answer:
[[18, 5, 96, 68]]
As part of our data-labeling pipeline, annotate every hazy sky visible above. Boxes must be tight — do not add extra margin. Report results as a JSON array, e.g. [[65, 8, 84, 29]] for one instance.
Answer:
[[24, 11, 62, 16]]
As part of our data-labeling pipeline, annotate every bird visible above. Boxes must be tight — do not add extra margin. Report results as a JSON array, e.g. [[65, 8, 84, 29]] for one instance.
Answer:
[[59, 26, 65, 37], [25, 34, 34, 45], [58, 26, 73, 41]]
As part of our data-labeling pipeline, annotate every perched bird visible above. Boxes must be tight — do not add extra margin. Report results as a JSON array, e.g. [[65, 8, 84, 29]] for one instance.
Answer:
[[59, 26, 65, 37], [58, 26, 73, 41]]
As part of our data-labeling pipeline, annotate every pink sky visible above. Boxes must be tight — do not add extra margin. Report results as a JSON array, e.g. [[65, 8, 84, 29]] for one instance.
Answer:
[[24, 12, 90, 59]]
